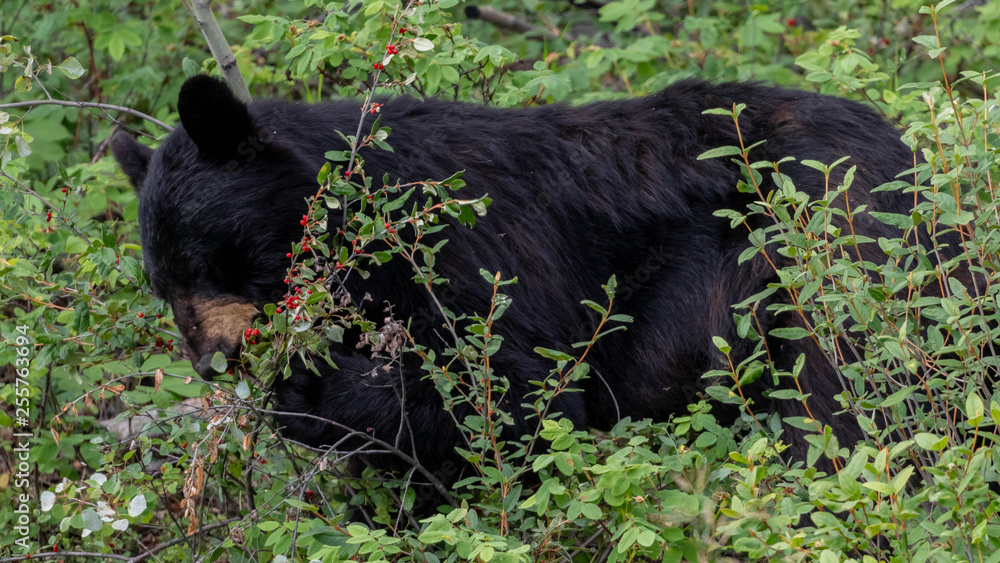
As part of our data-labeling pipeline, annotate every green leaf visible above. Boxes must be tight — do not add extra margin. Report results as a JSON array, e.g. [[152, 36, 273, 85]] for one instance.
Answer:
[[769, 327, 811, 340], [108, 33, 126, 60], [58, 56, 85, 79], [967, 392, 984, 419], [128, 494, 147, 518], [880, 385, 916, 408], [81, 509, 102, 531], [581, 502, 602, 519], [914, 432, 947, 451], [413, 37, 434, 51], [210, 352, 228, 373], [535, 347, 573, 362], [182, 58, 201, 78], [912, 35, 939, 50], [862, 481, 894, 495], [697, 146, 742, 160]]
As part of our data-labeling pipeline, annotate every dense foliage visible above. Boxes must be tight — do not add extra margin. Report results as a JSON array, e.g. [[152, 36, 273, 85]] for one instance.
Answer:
[[1, 0, 999, 561]]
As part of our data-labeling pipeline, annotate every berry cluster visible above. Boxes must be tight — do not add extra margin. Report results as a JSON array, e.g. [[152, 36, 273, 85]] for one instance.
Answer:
[[243, 327, 261, 345]]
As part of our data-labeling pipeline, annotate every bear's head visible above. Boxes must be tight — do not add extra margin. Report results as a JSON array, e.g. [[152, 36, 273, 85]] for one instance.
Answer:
[[112, 76, 320, 378]]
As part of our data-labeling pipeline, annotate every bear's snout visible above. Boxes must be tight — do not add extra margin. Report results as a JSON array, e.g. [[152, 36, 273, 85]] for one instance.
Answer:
[[194, 348, 236, 379], [172, 296, 259, 379]]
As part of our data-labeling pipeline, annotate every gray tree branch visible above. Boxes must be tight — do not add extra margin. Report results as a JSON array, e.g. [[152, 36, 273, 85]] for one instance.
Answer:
[[0, 99, 173, 131], [182, 0, 252, 103]]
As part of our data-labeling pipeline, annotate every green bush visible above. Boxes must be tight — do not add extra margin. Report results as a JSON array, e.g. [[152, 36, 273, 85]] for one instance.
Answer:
[[1, 0, 998, 561]]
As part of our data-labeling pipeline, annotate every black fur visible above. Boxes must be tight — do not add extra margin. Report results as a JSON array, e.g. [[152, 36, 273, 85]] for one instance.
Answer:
[[113, 76, 921, 496], [110, 133, 153, 189]]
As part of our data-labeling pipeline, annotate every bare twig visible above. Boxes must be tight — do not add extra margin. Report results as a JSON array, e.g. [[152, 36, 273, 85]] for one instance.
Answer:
[[182, 0, 251, 103], [0, 170, 94, 247], [0, 99, 172, 131], [259, 408, 456, 506], [125, 517, 240, 563], [464, 6, 563, 40]]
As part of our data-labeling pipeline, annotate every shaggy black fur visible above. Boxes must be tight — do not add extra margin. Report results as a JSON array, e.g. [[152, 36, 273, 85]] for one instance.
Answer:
[[113, 75, 922, 500]]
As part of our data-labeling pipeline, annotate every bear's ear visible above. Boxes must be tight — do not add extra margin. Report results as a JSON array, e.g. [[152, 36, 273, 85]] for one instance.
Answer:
[[111, 133, 153, 190], [177, 75, 255, 159]]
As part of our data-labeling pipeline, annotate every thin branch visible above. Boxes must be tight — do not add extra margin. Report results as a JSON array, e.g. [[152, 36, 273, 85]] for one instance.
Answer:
[[182, 0, 251, 103], [259, 408, 456, 506], [0, 170, 94, 246], [0, 99, 173, 131], [126, 517, 240, 563], [464, 6, 564, 40]]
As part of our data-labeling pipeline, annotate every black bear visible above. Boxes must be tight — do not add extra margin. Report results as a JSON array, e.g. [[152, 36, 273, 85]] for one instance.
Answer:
[[112, 75, 921, 491]]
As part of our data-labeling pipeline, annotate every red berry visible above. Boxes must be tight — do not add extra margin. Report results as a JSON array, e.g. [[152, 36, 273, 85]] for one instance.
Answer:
[[373, 62, 384, 70], [276, 308, 283, 314], [53, 546, 58, 552], [137, 312, 143, 318], [881, 37, 890, 46], [387, 44, 398, 55], [287, 252, 293, 258], [61, 188, 67, 193], [787, 18, 795, 26]]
